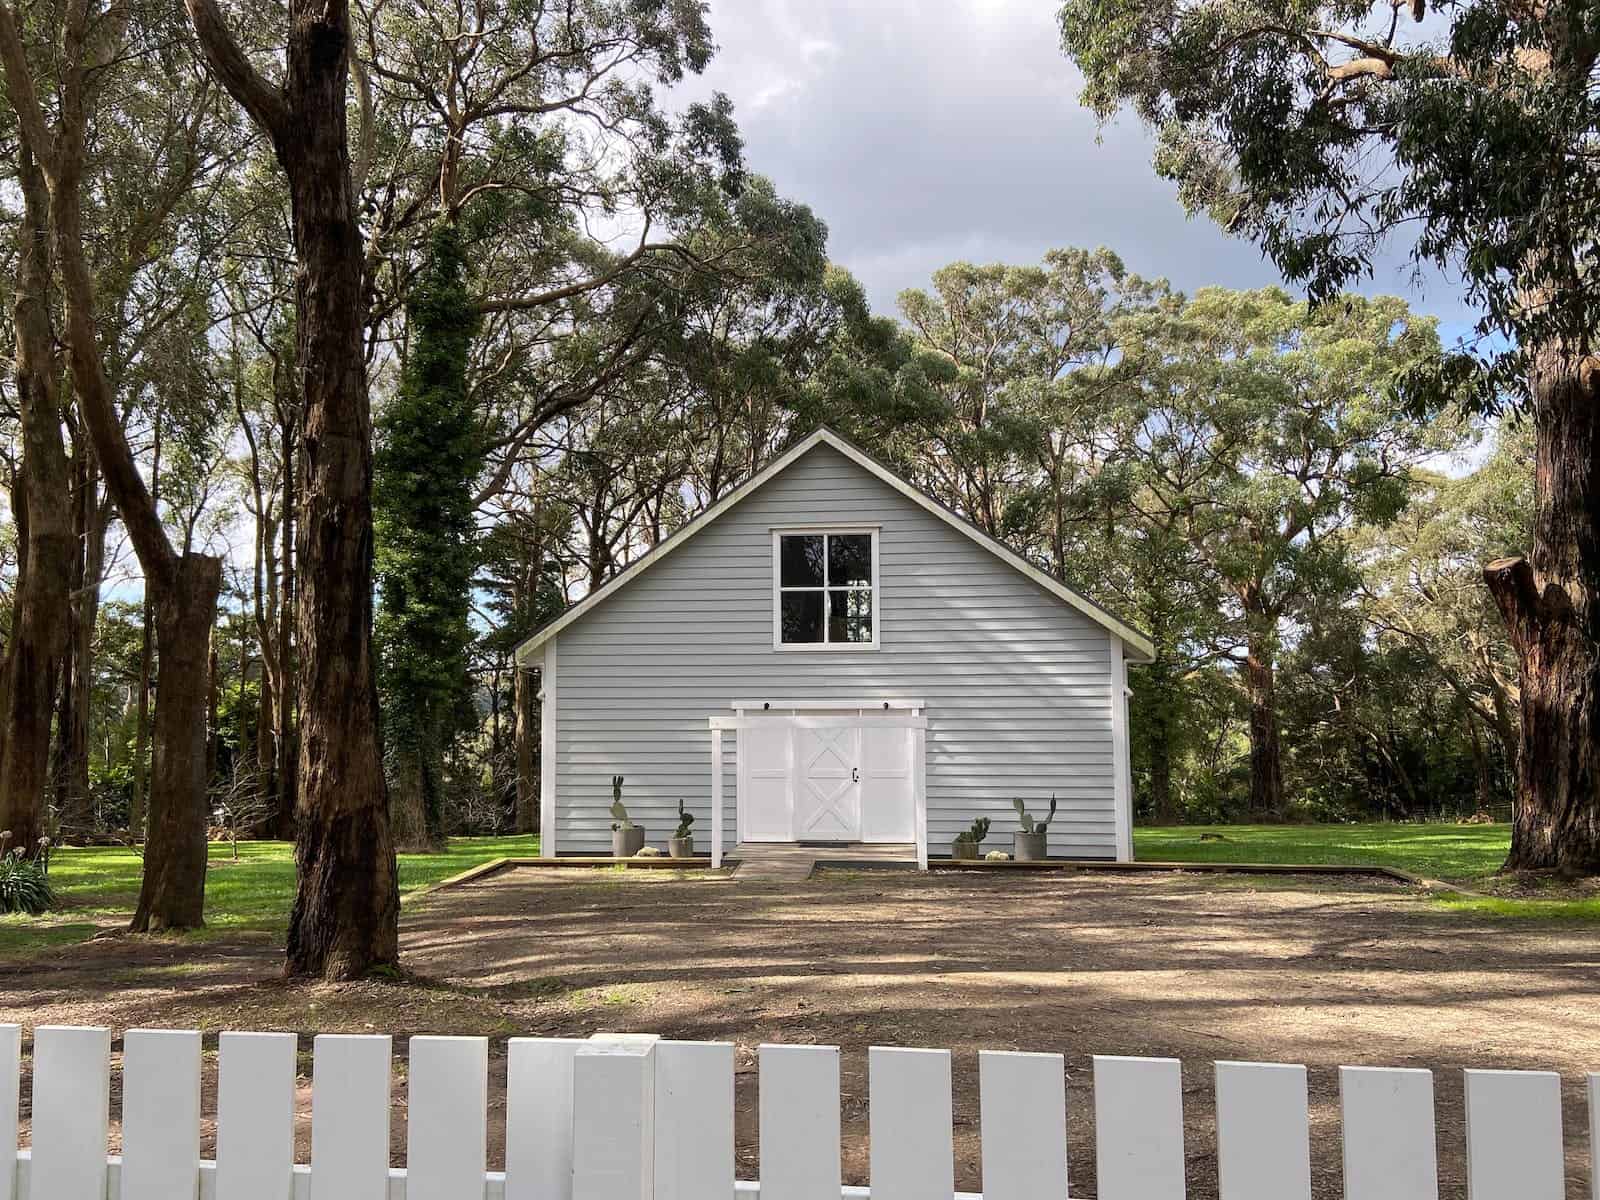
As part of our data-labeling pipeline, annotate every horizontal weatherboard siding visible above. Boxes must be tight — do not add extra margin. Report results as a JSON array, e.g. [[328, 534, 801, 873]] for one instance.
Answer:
[[553, 443, 1119, 858]]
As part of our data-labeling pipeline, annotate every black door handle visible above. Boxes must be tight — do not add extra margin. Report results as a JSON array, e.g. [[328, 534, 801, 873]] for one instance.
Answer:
[[852, 767, 859, 782]]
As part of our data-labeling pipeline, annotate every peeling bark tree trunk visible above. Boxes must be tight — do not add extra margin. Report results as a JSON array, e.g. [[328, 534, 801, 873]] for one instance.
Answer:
[[185, 0, 398, 976], [0, 147, 73, 857], [130, 555, 222, 931], [1484, 346, 1600, 874], [1243, 619, 1285, 819]]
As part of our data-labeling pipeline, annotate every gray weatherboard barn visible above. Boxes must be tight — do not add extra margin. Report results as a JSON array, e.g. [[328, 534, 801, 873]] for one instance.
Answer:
[[515, 428, 1152, 867]]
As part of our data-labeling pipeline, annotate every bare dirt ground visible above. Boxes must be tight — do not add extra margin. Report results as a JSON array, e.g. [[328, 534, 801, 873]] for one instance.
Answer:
[[4, 867, 1598, 1198]]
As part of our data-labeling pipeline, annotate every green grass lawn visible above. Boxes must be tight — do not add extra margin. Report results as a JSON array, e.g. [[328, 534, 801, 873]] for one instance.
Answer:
[[1135, 822, 1600, 920], [0, 834, 539, 956]]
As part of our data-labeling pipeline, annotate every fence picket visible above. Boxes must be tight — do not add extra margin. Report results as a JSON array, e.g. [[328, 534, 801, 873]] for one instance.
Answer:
[[309, 1034, 391, 1200], [1463, 1069, 1563, 1200], [406, 1036, 488, 1200], [216, 1032, 297, 1200], [978, 1050, 1068, 1200], [572, 1040, 656, 1200], [1589, 1073, 1599, 1200], [1092, 1055, 1185, 1200], [28, 1026, 111, 1200], [1339, 1066, 1436, 1200], [868, 1046, 953, 1200], [758, 1043, 840, 1200], [0, 1026, 17, 1200], [654, 1041, 734, 1200], [505, 1038, 584, 1200], [1214, 1061, 1311, 1200], [121, 1029, 202, 1200]]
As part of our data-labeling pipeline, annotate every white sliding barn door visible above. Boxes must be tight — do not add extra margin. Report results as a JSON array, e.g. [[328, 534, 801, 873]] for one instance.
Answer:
[[860, 724, 914, 842], [738, 723, 794, 842], [792, 726, 862, 841]]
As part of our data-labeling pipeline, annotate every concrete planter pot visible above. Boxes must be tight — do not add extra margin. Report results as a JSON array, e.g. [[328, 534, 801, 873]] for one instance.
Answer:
[[950, 839, 979, 860], [1013, 831, 1047, 861], [612, 826, 646, 858], [668, 835, 695, 859]]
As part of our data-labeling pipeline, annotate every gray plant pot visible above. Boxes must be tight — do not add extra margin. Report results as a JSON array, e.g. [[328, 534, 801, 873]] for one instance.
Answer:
[[951, 839, 979, 860], [612, 826, 646, 858], [1013, 831, 1048, 862], [669, 835, 695, 859]]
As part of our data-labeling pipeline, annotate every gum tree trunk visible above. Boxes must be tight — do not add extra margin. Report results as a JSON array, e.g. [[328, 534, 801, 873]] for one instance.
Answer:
[[1484, 345, 1600, 874], [1243, 617, 1285, 819], [54, 438, 110, 840], [185, 0, 398, 976], [0, 147, 72, 857], [130, 556, 223, 931], [514, 664, 538, 834]]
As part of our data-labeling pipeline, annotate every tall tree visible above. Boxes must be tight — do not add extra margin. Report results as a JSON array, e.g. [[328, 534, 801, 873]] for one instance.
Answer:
[[0, 0, 225, 928], [375, 221, 482, 850], [1060, 0, 1600, 870], [185, 0, 400, 976], [1109, 289, 1456, 815], [0, 139, 72, 858]]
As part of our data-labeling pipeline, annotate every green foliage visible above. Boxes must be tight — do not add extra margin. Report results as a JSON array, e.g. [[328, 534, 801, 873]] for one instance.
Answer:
[[375, 221, 485, 837], [0, 850, 54, 916], [674, 799, 695, 840], [1012, 796, 1057, 834], [1057, 0, 1600, 406]]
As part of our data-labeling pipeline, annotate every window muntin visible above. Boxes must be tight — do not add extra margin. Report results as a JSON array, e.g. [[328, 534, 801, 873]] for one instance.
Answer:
[[776, 531, 876, 646]]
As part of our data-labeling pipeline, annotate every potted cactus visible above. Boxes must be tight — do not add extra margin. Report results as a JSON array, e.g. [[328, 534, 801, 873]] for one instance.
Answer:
[[669, 799, 696, 858], [1012, 795, 1056, 861], [609, 776, 645, 858], [950, 816, 990, 860]]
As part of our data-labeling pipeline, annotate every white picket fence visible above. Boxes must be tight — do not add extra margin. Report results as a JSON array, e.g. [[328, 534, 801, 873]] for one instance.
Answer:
[[2, 1024, 1598, 1200]]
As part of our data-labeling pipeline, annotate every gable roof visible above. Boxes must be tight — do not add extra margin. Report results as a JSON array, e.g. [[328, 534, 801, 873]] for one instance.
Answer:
[[514, 428, 1155, 664]]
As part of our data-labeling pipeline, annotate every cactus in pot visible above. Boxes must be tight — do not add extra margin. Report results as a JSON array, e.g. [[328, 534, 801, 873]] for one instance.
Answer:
[[669, 799, 696, 858], [1011, 795, 1056, 861], [951, 816, 990, 860], [609, 775, 645, 858]]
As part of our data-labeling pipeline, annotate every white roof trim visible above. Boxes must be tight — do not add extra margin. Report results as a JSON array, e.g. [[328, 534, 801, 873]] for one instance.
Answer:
[[515, 428, 1155, 664]]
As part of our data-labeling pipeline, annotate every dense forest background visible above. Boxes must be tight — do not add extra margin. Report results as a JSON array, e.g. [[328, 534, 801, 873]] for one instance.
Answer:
[[0, 0, 1529, 859]]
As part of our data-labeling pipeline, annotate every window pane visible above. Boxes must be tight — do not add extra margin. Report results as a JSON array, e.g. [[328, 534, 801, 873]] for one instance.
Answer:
[[780, 535, 825, 587], [828, 588, 873, 643], [781, 591, 824, 643], [828, 534, 872, 587]]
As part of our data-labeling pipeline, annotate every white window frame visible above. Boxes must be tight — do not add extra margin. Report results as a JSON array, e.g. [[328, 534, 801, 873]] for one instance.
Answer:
[[770, 526, 881, 651]]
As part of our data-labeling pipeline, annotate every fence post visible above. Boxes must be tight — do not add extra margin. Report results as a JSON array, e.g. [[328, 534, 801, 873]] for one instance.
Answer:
[[0, 1026, 17, 1200], [29, 1026, 110, 1200], [572, 1038, 657, 1200], [711, 728, 724, 868]]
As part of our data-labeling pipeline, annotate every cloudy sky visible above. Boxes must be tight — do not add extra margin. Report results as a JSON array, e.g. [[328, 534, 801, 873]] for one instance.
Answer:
[[681, 0, 1476, 339]]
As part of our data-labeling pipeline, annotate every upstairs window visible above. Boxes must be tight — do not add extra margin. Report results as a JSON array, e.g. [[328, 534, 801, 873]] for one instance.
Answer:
[[774, 529, 878, 648]]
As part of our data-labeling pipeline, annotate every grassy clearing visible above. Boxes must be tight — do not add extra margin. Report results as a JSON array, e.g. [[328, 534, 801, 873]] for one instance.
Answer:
[[1, 834, 540, 955], [1135, 822, 1600, 919]]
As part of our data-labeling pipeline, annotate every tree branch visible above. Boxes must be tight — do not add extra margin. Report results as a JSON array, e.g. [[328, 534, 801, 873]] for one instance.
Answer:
[[183, 0, 290, 141]]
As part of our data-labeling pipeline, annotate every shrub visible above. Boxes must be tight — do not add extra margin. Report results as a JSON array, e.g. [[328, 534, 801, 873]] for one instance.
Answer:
[[0, 851, 55, 915]]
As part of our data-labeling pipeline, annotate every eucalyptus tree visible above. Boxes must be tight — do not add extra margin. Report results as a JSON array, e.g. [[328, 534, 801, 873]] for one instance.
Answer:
[[0, 0, 233, 927], [1354, 423, 1532, 775], [1060, 0, 1600, 870], [0, 132, 71, 858], [1109, 288, 1459, 817], [895, 249, 1158, 543]]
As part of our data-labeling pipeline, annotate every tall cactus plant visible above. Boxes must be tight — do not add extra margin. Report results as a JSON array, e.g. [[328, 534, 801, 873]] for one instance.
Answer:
[[1012, 795, 1057, 834]]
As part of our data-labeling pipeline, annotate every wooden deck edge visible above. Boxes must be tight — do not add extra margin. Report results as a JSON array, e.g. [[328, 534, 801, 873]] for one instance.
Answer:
[[401, 857, 516, 905], [405, 855, 732, 901], [928, 857, 1471, 892]]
